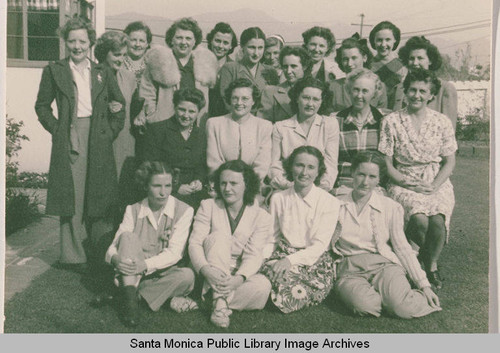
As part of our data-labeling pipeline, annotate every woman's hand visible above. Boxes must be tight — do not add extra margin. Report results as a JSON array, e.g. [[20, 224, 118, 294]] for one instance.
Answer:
[[108, 101, 123, 114], [189, 180, 203, 192], [201, 265, 227, 289], [111, 255, 147, 276], [408, 181, 435, 195], [216, 275, 245, 295], [178, 184, 195, 195], [270, 176, 292, 190], [423, 286, 441, 308], [270, 258, 292, 282]]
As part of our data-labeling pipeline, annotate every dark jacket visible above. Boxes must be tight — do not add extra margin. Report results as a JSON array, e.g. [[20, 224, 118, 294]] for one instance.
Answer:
[[140, 117, 208, 187], [35, 58, 125, 217]]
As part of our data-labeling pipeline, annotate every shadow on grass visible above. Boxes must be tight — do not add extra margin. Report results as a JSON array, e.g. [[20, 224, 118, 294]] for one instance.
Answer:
[[4, 156, 489, 333]]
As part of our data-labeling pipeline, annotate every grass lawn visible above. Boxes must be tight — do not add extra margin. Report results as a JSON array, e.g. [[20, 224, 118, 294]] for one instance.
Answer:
[[4, 155, 490, 333]]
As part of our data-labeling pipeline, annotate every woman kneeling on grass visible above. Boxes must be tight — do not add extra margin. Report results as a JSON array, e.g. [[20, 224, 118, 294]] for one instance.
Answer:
[[262, 146, 341, 313], [105, 161, 197, 327], [189, 160, 272, 328], [331, 151, 441, 318]]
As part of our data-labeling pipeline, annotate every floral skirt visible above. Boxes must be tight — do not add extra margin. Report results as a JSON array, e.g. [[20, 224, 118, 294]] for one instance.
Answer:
[[261, 241, 335, 314]]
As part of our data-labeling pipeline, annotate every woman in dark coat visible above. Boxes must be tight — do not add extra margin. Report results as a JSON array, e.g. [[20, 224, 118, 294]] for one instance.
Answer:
[[140, 88, 208, 209], [35, 18, 125, 276]]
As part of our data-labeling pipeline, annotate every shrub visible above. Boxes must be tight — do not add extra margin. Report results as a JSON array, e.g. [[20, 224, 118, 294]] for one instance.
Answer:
[[5, 189, 43, 236], [7, 172, 49, 189], [6, 117, 29, 186], [456, 115, 490, 142]]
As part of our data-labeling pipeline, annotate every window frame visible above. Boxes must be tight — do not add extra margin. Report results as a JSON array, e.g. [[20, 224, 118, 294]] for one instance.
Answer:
[[7, 0, 95, 68]]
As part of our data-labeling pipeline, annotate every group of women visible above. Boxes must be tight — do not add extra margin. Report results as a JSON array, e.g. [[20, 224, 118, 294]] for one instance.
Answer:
[[35, 16, 457, 329]]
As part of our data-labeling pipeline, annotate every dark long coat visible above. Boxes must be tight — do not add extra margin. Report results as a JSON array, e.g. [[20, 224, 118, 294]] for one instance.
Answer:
[[35, 58, 125, 217]]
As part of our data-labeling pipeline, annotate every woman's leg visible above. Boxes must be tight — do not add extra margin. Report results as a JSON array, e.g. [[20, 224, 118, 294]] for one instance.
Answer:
[[335, 275, 383, 317], [373, 263, 441, 319], [229, 274, 271, 311], [406, 214, 429, 249], [425, 215, 446, 272]]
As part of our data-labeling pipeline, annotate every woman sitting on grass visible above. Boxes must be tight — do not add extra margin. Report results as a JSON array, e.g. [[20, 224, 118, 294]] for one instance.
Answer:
[[105, 161, 197, 327], [331, 151, 441, 318], [189, 160, 272, 328], [262, 146, 340, 313]]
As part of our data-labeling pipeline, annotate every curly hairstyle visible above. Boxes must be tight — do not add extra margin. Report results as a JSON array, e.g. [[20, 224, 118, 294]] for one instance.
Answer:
[[369, 21, 401, 51], [165, 17, 203, 49], [402, 68, 441, 96], [301, 26, 336, 56], [94, 31, 128, 64], [124, 21, 153, 44], [206, 22, 238, 55], [173, 88, 206, 111], [345, 68, 382, 100], [279, 46, 312, 75], [287, 76, 332, 115], [213, 160, 260, 206], [283, 146, 326, 185], [335, 33, 373, 73], [59, 17, 96, 47], [240, 27, 266, 48], [398, 36, 443, 72], [351, 150, 387, 185], [135, 161, 174, 190], [224, 77, 261, 107]]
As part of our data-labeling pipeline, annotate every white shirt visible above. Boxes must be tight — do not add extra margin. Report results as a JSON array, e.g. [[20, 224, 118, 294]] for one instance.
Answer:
[[105, 197, 194, 275], [69, 58, 92, 117], [267, 185, 340, 266]]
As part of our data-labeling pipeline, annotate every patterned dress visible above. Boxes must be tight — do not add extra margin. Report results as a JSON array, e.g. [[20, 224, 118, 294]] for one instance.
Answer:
[[378, 108, 458, 239]]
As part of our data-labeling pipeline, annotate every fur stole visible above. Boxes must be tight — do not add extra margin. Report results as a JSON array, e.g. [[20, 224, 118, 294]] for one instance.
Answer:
[[144, 45, 218, 88]]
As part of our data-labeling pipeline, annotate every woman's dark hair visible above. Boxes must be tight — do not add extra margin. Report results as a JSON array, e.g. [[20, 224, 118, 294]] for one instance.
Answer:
[[351, 151, 387, 184], [335, 33, 373, 73], [206, 22, 238, 55], [165, 17, 203, 49], [124, 21, 153, 44], [403, 68, 441, 96], [224, 77, 261, 107], [283, 146, 326, 185], [173, 88, 206, 111], [94, 31, 128, 64], [59, 17, 96, 47], [279, 46, 312, 75], [240, 27, 266, 48], [135, 161, 174, 190], [398, 36, 443, 71], [213, 160, 260, 206], [369, 21, 401, 51], [287, 76, 332, 115], [301, 26, 336, 55]]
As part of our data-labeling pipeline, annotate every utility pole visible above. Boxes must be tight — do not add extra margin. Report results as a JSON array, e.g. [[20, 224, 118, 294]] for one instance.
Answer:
[[351, 14, 373, 37]]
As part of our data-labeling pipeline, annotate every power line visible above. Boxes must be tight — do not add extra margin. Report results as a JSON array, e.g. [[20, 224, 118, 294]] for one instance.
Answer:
[[402, 19, 490, 36]]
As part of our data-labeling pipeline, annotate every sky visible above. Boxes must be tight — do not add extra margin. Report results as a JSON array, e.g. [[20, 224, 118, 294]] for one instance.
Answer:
[[105, 0, 491, 39]]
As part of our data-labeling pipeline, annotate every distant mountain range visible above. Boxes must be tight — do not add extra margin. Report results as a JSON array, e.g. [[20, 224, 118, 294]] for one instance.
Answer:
[[106, 10, 491, 68]]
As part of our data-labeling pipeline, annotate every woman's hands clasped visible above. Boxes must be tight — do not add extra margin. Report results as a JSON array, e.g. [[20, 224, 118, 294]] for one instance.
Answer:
[[111, 254, 147, 276], [201, 265, 244, 295], [268, 257, 292, 282]]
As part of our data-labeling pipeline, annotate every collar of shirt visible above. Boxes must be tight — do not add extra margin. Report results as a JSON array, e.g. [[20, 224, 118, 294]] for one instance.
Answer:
[[291, 184, 321, 208], [69, 57, 91, 74], [342, 190, 384, 219], [345, 110, 376, 128], [284, 114, 323, 128], [137, 197, 176, 230]]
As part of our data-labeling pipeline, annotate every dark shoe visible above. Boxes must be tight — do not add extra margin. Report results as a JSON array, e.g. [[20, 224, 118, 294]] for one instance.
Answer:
[[121, 286, 139, 328], [53, 261, 88, 275], [427, 270, 444, 290]]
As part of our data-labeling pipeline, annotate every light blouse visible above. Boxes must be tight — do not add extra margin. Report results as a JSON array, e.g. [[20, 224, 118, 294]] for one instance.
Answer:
[[268, 185, 340, 266], [333, 191, 431, 289]]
